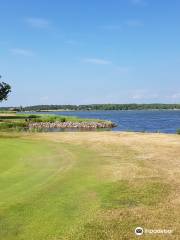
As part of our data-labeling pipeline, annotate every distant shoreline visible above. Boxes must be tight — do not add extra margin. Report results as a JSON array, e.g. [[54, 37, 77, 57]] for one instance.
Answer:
[[2, 104, 180, 112], [23, 109, 180, 112]]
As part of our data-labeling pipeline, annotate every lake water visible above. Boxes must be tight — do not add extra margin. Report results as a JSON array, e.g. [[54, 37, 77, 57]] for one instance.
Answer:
[[35, 110, 180, 133]]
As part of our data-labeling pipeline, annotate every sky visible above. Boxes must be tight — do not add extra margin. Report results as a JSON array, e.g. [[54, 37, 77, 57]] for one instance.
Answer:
[[0, 0, 180, 106]]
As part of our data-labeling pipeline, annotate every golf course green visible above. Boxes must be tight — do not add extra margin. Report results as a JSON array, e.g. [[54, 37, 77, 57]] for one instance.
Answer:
[[0, 132, 180, 239]]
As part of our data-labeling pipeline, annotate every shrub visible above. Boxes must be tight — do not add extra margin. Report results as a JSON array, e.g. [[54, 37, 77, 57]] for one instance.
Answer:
[[0, 121, 28, 130], [27, 115, 38, 119], [60, 117, 66, 122], [176, 129, 180, 134]]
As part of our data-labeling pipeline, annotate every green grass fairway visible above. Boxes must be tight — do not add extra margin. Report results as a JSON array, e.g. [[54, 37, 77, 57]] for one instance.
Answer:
[[0, 132, 180, 239]]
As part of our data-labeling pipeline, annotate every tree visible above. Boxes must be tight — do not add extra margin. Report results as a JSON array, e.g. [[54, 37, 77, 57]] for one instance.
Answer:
[[0, 75, 11, 102]]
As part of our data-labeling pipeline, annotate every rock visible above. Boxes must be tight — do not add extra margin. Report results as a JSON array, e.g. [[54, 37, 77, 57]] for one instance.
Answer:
[[28, 121, 116, 130]]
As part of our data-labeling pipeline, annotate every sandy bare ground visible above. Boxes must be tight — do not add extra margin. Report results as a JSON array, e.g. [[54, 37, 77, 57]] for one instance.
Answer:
[[0, 113, 16, 116]]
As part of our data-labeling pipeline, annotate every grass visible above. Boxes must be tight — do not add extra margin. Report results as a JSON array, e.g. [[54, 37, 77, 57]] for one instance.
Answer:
[[97, 181, 170, 208], [0, 131, 179, 239]]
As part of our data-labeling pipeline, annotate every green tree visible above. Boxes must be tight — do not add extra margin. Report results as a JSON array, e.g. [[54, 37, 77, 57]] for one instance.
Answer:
[[0, 75, 11, 102]]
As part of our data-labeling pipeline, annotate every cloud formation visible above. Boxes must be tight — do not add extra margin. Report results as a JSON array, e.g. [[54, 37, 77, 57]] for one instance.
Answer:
[[131, 0, 147, 6], [100, 25, 122, 30], [131, 90, 159, 100], [26, 17, 51, 28], [9, 48, 34, 56], [65, 40, 78, 45], [126, 20, 144, 27], [170, 93, 180, 99], [116, 66, 130, 73], [83, 58, 111, 65], [100, 20, 143, 32]]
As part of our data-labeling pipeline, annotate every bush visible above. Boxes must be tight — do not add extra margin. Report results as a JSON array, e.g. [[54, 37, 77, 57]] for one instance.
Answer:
[[60, 117, 66, 122], [176, 129, 180, 134], [0, 121, 28, 130], [27, 115, 38, 119]]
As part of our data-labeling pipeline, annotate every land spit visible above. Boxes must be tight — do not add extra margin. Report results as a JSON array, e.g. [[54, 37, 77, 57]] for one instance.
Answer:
[[29, 121, 116, 129]]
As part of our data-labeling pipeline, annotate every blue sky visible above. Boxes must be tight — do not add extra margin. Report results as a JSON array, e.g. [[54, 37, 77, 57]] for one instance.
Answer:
[[1, 0, 180, 106]]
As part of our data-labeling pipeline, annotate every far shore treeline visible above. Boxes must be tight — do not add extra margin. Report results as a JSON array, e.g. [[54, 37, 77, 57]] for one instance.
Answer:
[[1, 104, 180, 112]]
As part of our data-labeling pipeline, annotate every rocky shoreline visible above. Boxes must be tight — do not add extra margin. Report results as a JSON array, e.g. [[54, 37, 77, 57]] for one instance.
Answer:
[[29, 121, 116, 130]]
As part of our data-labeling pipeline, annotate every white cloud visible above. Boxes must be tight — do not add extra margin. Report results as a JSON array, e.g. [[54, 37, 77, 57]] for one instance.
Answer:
[[26, 17, 51, 28], [131, 0, 147, 6], [40, 96, 49, 102], [100, 25, 122, 30], [9, 48, 34, 56], [126, 20, 144, 27], [83, 58, 111, 65], [100, 20, 143, 32], [170, 93, 180, 99], [131, 90, 159, 100], [65, 40, 78, 45], [116, 66, 130, 73], [131, 91, 180, 101]]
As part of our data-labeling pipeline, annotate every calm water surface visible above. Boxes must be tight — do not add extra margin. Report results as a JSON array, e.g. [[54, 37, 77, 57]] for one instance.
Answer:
[[34, 110, 180, 133]]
